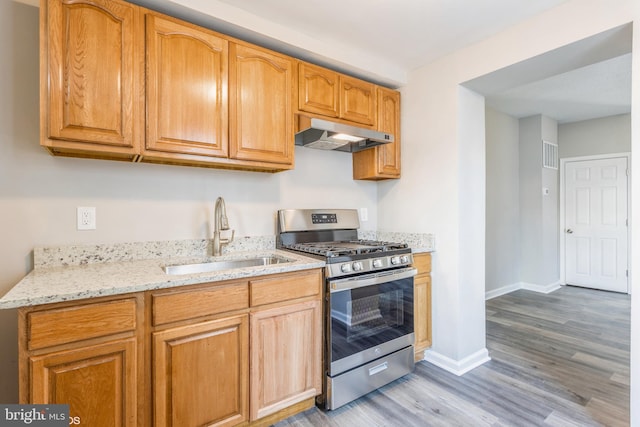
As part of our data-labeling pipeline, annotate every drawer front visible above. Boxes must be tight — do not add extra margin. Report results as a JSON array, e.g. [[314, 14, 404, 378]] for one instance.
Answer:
[[152, 281, 249, 326], [28, 298, 137, 350], [250, 269, 321, 307], [413, 253, 432, 274]]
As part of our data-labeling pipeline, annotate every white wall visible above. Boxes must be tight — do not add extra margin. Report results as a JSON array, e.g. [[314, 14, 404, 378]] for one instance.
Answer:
[[518, 115, 559, 288], [559, 113, 631, 158], [541, 116, 560, 286], [485, 108, 520, 293], [519, 116, 544, 284], [0, 1, 378, 402], [379, 1, 639, 420]]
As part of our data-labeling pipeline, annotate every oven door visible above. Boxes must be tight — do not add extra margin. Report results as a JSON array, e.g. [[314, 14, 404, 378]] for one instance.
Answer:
[[327, 267, 416, 376]]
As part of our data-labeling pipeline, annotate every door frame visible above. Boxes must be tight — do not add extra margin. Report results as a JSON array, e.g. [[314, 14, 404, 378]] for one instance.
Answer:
[[559, 152, 631, 293]]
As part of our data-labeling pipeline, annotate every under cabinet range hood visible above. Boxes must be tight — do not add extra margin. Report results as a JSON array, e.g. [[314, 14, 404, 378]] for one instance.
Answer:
[[295, 117, 394, 153]]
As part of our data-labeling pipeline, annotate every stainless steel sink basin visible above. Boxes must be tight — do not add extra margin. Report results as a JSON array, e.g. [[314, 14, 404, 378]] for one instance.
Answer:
[[164, 256, 290, 275]]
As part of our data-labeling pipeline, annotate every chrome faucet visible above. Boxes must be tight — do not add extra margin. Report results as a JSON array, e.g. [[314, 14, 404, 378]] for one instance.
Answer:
[[212, 197, 234, 256]]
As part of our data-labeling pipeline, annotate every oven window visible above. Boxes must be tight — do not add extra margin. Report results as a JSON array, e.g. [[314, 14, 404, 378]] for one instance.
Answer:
[[329, 276, 413, 364]]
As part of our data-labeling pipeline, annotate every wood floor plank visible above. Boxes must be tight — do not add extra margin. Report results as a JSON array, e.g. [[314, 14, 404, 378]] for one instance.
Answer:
[[273, 285, 630, 426]]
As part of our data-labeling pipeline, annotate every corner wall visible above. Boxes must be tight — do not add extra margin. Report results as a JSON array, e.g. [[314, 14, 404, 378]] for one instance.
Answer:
[[380, 1, 638, 413], [485, 108, 520, 295]]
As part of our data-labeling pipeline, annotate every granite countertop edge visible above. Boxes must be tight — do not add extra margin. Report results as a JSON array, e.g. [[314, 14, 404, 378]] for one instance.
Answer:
[[0, 249, 325, 310]]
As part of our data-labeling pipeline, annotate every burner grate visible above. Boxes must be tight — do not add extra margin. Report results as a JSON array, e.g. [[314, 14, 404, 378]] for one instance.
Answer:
[[287, 240, 408, 258]]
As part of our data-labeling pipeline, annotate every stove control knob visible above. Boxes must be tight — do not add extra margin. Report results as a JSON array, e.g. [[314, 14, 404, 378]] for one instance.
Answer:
[[340, 263, 352, 273], [390, 256, 401, 265], [352, 262, 363, 271], [400, 255, 410, 264], [372, 259, 383, 268]]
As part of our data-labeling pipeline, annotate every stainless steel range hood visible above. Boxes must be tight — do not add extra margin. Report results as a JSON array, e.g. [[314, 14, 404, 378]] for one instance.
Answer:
[[295, 117, 394, 153]]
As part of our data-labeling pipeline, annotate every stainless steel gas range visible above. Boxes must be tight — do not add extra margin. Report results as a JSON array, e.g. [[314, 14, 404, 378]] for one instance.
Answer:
[[276, 209, 416, 410]]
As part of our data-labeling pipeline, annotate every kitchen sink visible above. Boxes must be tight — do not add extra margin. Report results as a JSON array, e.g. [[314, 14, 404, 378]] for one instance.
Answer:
[[163, 256, 291, 275]]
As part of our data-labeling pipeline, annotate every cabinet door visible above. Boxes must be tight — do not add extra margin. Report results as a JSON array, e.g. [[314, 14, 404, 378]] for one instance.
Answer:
[[353, 87, 401, 180], [414, 274, 432, 358], [339, 75, 376, 125], [44, 0, 140, 153], [153, 315, 248, 427], [29, 338, 137, 427], [250, 300, 321, 420], [298, 62, 339, 117], [146, 15, 228, 158], [229, 44, 294, 165]]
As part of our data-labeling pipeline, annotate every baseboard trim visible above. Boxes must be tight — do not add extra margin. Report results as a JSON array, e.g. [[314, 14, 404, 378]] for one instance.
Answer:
[[521, 281, 562, 294], [486, 281, 562, 300], [423, 348, 491, 376], [485, 283, 521, 300]]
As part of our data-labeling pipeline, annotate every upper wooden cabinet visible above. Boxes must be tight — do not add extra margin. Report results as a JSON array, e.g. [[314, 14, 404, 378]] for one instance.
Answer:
[[145, 14, 229, 159], [298, 62, 376, 126], [340, 75, 376, 126], [40, 0, 143, 160], [40, 0, 399, 177], [353, 87, 401, 180], [298, 62, 339, 117], [229, 44, 294, 165], [40, 0, 294, 172]]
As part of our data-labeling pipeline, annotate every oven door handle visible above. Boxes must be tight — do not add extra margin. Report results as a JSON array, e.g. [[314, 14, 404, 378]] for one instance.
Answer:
[[329, 267, 417, 292]]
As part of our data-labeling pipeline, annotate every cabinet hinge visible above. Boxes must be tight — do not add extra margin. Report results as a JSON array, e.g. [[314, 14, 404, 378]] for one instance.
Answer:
[[626, 269, 629, 277]]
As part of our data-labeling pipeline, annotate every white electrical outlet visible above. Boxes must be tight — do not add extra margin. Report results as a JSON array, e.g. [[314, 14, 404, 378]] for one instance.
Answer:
[[360, 207, 368, 222], [77, 207, 96, 230]]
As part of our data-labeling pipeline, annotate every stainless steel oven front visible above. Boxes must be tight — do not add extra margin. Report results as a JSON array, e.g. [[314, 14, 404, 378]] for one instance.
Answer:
[[325, 266, 416, 410]]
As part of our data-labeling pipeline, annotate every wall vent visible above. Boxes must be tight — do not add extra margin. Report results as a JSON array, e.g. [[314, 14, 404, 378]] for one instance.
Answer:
[[542, 140, 558, 170]]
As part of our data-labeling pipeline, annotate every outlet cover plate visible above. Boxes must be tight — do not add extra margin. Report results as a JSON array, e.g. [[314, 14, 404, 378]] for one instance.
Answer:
[[77, 207, 96, 230]]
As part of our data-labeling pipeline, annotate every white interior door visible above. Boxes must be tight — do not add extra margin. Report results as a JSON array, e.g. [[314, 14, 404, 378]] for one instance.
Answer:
[[564, 156, 628, 293]]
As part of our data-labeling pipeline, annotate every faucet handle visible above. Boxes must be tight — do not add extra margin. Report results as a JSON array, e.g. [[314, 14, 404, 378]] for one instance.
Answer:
[[220, 229, 235, 247]]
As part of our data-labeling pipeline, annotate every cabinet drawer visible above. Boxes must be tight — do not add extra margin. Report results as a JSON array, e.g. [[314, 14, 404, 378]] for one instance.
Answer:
[[413, 253, 432, 274], [250, 270, 321, 307], [152, 281, 249, 326], [27, 298, 137, 350]]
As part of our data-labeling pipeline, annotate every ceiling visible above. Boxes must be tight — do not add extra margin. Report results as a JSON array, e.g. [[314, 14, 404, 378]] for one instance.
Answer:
[[211, 0, 572, 72], [14, 0, 632, 124]]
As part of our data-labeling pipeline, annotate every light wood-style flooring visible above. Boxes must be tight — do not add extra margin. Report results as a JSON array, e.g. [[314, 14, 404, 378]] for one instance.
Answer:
[[274, 285, 630, 426]]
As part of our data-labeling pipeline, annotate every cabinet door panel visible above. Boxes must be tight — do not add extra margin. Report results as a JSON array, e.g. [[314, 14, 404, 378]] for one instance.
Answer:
[[146, 15, 228, 157], [375, 88, 401, 176], [30, 338, 137, 427], [353, 87, 401, 180], [153, 315, 248, 427], [340, 75, 376, 125], [414, 274, 432, 356], [298, 62, 339, 117], [230, 44, 294, 164], [46, 0, 137, 148], [250, 300, 321, 420]]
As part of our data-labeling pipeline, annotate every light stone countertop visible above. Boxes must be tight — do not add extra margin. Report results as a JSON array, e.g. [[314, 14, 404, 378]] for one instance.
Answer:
[[0, 249, 324, 309], [0, 232, 434, 310]]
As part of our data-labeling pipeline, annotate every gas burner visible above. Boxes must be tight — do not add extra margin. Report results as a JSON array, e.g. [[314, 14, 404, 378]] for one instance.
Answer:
[[276, 209, 413, 277], [287, 240, 408, 258]]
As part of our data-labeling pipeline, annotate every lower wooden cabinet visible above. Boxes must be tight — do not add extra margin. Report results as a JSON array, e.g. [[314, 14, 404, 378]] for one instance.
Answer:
[[19, 268, 322, 427], [413, 253, 432, 361], [19, 295, 142, 426], [153, 315, 249, 427], [28, 338, 138, 427], [250, 300, 322, 420]]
